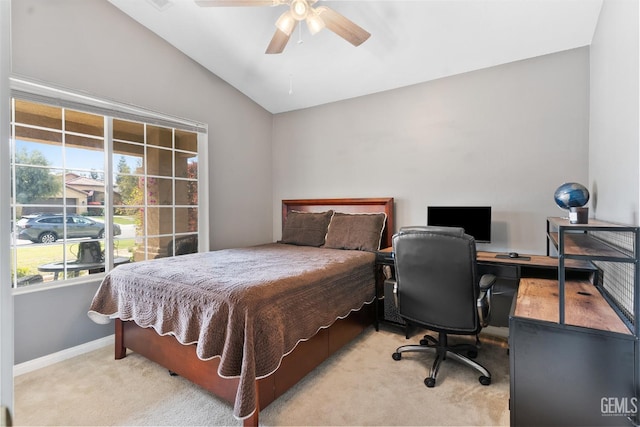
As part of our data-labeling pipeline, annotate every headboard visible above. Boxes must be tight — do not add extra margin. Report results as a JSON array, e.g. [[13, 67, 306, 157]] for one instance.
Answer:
[[281, 198, 395, 249]]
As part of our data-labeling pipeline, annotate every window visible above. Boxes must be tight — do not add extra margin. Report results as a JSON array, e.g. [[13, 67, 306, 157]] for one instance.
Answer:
[[9, 83, 207, 288]]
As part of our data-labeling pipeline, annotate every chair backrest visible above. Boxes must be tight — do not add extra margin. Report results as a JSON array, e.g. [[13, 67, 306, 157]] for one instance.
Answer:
[[77, 241, 103, 264], [167, 235, 199, 257], [393, 226, 480, 335]]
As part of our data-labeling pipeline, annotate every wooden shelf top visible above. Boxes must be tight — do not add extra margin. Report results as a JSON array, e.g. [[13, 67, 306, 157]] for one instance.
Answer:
[[514, 278, 631, 335], [547, 217, 636, 229], [547, 232, 632, 259]]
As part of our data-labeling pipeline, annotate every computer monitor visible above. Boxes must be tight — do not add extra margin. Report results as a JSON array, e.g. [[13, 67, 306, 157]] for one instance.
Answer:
[[427, 206, 492, 243]]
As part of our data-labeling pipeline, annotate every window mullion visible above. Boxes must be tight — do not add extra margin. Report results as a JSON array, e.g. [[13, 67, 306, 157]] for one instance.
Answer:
[[10, 98, 16, 288], [61, 108, 67, 276], [143, 124, 148, 261], [172, 129, 176, 257], [197, 132, 208, 253], [104, 117, 113, 269]]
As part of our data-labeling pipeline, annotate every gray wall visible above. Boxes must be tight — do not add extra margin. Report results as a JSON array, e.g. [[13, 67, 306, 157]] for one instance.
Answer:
[[589, 0, 639, 225], [11, 0, 273, 363], [272, 48, 590, 255]]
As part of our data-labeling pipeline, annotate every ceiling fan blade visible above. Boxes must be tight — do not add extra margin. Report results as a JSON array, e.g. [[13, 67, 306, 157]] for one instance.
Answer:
[[195, 0, 279, 7], [316, 6, 370, 47], [265, 26, 295, 54]]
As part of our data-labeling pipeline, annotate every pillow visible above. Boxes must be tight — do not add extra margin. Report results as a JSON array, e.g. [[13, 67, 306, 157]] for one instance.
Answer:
[[280, 210, 334, 247], [324, 212, 387, 252]]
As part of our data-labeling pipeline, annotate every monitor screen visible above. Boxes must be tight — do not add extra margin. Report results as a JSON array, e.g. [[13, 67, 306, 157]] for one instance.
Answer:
[[427, 206, 492, 243]]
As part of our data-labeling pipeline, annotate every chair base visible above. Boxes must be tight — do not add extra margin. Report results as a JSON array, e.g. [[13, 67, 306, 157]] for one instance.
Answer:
[[392, 332, 491, 387]]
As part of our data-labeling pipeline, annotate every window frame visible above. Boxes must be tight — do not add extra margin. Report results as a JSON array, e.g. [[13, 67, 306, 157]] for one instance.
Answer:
[[9, 77, 209, 294]]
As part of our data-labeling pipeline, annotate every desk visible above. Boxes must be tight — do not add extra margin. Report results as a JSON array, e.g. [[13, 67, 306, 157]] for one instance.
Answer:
[[375, 249, 598, 328], [514, 277, 629, 334], [38, 256, 130, 280]]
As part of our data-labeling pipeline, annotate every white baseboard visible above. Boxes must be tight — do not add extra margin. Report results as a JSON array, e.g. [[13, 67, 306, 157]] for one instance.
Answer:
[[13, 334, 114, 377]]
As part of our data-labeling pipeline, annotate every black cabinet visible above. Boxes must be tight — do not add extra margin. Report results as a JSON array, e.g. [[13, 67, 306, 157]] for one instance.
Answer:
[[510, 318, 635, 426]]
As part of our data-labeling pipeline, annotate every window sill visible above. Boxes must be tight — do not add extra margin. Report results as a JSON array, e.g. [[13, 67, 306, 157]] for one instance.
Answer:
[[12, 273, 105, 296]]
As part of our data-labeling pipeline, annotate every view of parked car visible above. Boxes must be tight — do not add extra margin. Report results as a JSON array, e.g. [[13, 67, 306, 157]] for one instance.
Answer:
[[15, 213, 122, 243]]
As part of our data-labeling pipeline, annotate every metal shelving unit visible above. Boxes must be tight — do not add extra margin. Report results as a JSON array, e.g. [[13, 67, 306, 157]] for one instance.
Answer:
[[546, 217, 639, 335]]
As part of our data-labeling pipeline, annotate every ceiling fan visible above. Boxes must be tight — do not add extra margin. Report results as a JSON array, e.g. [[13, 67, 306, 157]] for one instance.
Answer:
[[195, 0, 371, 54]]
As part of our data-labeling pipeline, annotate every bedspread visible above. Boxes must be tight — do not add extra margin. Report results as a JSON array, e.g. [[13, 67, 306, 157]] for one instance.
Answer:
[[88, 243, 376, 419]]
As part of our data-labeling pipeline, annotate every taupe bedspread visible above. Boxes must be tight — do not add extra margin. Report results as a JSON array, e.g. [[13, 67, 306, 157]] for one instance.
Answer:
[[88, 243, 376, 419]]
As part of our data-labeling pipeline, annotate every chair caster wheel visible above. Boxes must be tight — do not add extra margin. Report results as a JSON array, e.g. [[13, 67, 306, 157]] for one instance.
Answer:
[[479, 376, 491, 385], [467, 350, 478, 359], [425, 377, 436, 388], [392, 352, 402, 361], [420, 335, 437, 346]]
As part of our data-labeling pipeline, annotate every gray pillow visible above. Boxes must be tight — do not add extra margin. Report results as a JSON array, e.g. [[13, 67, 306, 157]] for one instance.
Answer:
[[280, 210, 334, 247], [324, 212, 387, 252]]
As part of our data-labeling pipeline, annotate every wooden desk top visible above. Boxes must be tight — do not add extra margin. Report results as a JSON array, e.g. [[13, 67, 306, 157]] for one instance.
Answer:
[[379, 248, 594, 271], [477, 251, 595, 270], [514, 277, 631, 335]]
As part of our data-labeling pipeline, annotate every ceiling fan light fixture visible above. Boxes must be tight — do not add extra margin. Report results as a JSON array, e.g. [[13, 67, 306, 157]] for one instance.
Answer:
[[305, 9, 325, 35], [196, 0, 369, 54], [275, 10, 296, 35], [290, 0, 309, 20]]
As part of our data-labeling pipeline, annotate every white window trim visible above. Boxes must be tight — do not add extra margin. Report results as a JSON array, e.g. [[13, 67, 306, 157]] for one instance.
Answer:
[[9, 76, 209, 295], [1, 0, 14, 415], [10, 76, 207, 133]]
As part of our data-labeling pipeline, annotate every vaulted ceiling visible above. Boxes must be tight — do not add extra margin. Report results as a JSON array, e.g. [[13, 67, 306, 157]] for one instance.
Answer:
[[108, 0, 603, 114]]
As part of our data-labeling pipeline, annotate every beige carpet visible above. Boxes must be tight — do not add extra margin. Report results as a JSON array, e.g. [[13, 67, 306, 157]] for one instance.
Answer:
[[14, 325, 510, 426]]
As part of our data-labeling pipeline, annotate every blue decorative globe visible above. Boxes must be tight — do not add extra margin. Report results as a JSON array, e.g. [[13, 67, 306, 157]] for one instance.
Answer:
[[554, 182, 590, 210]]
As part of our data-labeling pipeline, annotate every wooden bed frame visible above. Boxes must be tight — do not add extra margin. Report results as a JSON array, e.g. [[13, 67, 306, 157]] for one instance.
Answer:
[[114, 197, 394, 426]]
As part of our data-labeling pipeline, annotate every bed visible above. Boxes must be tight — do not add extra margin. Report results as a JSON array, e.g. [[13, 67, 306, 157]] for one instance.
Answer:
[[88, 197, 394, 426]]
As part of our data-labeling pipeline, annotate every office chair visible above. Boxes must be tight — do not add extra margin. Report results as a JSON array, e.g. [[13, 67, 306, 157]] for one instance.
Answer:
[[390, 226, 496, 387], [166, 235, 198, 257]]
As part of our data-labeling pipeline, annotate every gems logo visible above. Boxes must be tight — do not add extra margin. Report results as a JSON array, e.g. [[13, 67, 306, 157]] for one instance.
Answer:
[[601, 397, 638, 417]]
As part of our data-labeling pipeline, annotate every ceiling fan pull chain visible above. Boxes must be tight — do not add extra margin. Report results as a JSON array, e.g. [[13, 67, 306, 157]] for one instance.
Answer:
[[297, 23, 304, 44]]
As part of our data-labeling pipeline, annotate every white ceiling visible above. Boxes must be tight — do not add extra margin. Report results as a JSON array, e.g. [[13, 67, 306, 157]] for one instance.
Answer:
[[108, 0, 603, 114]]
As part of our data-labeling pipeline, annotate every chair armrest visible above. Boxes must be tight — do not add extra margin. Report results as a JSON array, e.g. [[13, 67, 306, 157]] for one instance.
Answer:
[[479, 273, 496, 291], [477, 274, 496, 327], [389, 278, 399, 308]]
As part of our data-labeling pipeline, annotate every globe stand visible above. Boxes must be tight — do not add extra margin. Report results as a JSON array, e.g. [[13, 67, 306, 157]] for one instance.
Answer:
[[569, 207, 589, 224]]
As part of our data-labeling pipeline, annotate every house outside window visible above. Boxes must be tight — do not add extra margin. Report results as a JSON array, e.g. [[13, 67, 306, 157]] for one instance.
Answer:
[[9, 81, 207, 288]]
